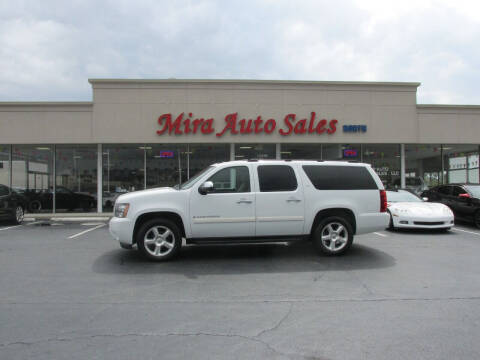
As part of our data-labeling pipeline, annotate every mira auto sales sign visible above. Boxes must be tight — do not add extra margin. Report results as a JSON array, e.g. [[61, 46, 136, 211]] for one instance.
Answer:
[[156, 112, 339, 137]]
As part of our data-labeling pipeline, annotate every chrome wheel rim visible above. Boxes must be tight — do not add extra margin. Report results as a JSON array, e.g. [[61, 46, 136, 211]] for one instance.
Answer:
[[143, 225, 175, 257], [16, 206, 24, 223], [321, 222, 348, 252]]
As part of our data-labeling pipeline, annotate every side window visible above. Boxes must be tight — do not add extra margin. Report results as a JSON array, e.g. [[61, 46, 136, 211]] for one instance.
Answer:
[[0, 185, 9, 196], [302, 165, 377, 190], [207, 166, 250, 193], [452, 186, 467, 196], [258, 165, 297, 192], [438, 186, 451, 195]]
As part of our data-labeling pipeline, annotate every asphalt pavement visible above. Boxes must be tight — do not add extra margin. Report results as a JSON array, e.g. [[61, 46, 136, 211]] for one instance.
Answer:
[[1, 220, 480, 359]]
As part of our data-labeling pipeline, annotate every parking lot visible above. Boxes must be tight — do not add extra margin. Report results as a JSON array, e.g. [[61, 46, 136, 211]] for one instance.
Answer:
[[1, 221, 480, 360]]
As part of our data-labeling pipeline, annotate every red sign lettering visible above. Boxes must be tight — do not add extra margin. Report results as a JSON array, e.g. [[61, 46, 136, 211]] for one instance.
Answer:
[[156, 112, 338, 137]]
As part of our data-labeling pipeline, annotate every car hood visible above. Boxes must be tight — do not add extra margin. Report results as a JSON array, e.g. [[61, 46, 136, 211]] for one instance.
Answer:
[[389, 202, 451, 216], [115, 187, 176, 203]]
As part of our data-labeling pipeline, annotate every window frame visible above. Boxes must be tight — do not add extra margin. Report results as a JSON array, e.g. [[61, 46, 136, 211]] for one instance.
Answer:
[[257, 165, 298, 193], [206, 166, 251, 194]]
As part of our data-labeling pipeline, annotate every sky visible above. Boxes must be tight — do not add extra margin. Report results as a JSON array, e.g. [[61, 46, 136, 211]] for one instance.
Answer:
[[0, 0, 479, 104]]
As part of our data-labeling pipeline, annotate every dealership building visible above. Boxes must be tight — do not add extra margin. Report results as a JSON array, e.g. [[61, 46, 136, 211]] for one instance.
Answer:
[[1, 79, 479, 214]]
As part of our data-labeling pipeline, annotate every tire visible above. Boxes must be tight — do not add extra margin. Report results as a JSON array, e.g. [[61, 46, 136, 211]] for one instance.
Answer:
[[136, 218, 181, 261], [313, 216, 354, 256], [29, 200, 41, 212], [387, 211, 394, 231], [12, 205, 24, 225], [475, 210, 480, 229]]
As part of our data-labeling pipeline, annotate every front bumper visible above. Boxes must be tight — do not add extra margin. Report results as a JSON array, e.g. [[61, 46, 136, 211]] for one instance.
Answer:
[[392, 214, 454, 229], [109, 217, 134, 245]]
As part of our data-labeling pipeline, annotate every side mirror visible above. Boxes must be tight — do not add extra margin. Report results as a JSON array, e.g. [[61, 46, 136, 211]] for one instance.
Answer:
[[198, 181, 214, 195], [422, 197, 428, 201]]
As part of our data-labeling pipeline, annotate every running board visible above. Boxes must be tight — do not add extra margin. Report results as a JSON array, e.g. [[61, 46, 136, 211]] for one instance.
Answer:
[[186, 235, 308, 245]]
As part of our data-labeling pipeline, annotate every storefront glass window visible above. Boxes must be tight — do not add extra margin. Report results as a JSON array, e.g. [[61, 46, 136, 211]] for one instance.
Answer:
[[188, 144, 230, 178], [280, 144, 322, 160], [103, 145, 144, 211], [0, 145, 9, 189], [362, 144, 400, 189], [443, 144, 479, 184], [405, 144, 442, 193], [321, 144, 362, 161], [12, 145, 53, 213], [146, 145, 187, 189], [235, 144, 275, 160], [55, 145, 97, 212]]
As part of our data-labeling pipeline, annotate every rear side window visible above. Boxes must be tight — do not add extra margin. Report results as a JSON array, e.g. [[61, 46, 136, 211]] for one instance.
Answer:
[[437, 186, 451, 195], [258, 165, 297, 192], [302, 165, 377, 190]]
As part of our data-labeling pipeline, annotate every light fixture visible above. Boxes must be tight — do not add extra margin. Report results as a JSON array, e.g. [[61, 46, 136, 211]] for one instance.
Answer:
[[235, 155, 244, 158], [36, 147, 50, 150], [138, 146, 152, 150], [239, 146, 252, 149], [281, 151, 292, 154]]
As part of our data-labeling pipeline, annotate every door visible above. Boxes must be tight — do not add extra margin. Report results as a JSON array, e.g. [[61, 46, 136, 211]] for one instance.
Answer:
[[452, 185, 473, 219], [0, 185, 9, 218], [254, 164, 305, 237], [189, 165, 255, 238]]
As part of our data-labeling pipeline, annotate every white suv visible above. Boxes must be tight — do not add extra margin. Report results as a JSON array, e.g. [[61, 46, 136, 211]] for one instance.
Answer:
[[109, 160, 389, 261]]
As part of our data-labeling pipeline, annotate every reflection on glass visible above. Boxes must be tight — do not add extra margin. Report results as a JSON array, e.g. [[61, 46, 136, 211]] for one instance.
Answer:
[[11, 145, 53, 213], [444, 144, 479, 184], [0, 145, 9, 189], [405, 144, 443, 190], [102, 145, 144, 211], [55, 145, 97, 212], [146, 145, 186, 189], [280, 144, 322, 160], [235, 144, 275, 160], [188, 144, 229, 178], [363, 144, 400, 189]]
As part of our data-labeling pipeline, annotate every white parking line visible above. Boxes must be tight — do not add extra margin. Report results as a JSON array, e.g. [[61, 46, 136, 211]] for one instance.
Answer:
[[452, 227, 480, 236], [68, 224, 106, 239], [0, 225, 22, 231], [25, 221, 43, 226], [374, 232, 388, 237]]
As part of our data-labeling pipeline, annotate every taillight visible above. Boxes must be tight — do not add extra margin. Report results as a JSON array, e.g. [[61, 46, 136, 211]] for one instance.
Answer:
[[380, 190, 387, 212]]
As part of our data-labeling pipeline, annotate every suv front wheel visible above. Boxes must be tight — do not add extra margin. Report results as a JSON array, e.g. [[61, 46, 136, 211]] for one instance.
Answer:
[[136, 218, 181, 261], [313, 216, 353, 256]]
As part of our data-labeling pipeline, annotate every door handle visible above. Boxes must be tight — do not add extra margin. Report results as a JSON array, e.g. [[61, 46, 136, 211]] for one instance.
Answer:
[[236, 199, 252, 204], [286, 198, 302, 202]]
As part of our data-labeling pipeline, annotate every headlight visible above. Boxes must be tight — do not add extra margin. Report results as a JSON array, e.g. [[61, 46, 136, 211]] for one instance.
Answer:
[[114, 203, 130, 218], [442, 206, 453, 215]]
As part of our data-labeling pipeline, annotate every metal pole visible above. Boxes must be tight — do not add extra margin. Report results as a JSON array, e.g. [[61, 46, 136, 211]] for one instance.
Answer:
[[53, 145, 56, 214], [144, 145, 147, 189], [8, 144, 12, 189], [97, 144, 103, 213], [187, 144, 190, 180], [440, 145, 445, 184], [230, 143, 235, 161], [276, 143, 281, 159], [400, 144, 406, 188]]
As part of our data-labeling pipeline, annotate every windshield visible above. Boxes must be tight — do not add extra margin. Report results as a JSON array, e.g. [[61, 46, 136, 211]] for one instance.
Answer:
[[178, 166, 215, 190], [465, 185, 480, 198], [387, 190, 422, 203]]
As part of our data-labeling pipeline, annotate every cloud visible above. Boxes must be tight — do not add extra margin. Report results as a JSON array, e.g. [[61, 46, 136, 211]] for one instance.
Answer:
[[0, 0, 479, 104]]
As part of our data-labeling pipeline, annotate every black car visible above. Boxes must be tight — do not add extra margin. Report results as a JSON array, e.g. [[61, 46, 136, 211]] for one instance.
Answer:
[[422, 184, 480, 228], [31, 186, 96, 212], [0, 184, 28, 224]]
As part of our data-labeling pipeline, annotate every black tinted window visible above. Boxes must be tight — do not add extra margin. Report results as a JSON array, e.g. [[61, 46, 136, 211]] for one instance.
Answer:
[[437, 186, 451, 195], [0, 185, 9, 196], [207, 166, 250, 193], [302, 165, 377, 190], [258, 165, 297, 192], [452, 186, 467, 196]]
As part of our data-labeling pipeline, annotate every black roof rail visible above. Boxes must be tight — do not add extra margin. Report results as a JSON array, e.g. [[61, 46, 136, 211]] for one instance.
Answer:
[[247, 158, 259, 162]]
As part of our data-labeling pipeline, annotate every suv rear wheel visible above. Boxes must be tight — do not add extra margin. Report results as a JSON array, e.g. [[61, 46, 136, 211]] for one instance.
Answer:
[[136, 218, 181, 261], [313, 216, 353, 256]]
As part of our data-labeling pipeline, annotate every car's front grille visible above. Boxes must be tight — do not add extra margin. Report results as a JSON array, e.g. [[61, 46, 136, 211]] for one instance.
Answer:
[[413, 221, 444, 226]]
